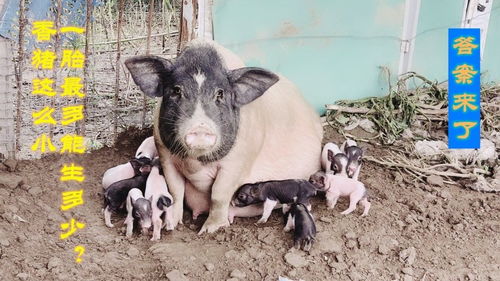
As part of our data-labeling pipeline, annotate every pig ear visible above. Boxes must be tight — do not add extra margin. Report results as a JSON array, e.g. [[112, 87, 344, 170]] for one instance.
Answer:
[[125, 56, 173, 97], [228, 67, 279, 107], [327, 150, 334, 161]]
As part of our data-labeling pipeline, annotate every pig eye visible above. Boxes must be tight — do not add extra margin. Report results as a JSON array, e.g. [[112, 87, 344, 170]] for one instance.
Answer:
[[172, 85, 182, 98], [215, 89, 224, 102]]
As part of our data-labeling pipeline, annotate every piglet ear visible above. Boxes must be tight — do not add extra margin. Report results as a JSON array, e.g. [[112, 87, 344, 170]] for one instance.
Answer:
[[125, 56, 173, 97], [229, 67, 279, 107]]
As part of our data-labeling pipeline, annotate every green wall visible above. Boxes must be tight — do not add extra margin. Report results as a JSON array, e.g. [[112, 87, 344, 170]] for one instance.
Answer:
[[213, 0, 405, 113], [213, 0, 499, 113]]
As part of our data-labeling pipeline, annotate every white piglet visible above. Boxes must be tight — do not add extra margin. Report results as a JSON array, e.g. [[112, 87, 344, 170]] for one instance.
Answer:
[[145, 158, 174, 241], [135, 136, 158, 159], [309, 171, 370, 216]]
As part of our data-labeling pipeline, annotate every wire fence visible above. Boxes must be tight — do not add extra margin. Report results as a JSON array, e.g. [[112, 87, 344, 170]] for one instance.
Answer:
[[1, 0, 180, 160]]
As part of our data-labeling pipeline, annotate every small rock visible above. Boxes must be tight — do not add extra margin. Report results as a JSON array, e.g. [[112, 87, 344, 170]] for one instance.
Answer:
[[126, 247, 139, 257], [344, 231, 357, 240], [224, 250, 239, 259], [426, 175, 444, 187], [28, 186, 43, 196], [0, 172, 23, 189], [378, 238, 399, 255], [47, 257, 63, 270], [319, 216, 332, 223], [447, 214, 461, 225], [399, 247, 416, 265], [346, 240, 357, 249], [0, 238, 10, 247], [204, 263, 215, 272], [16, 273, 29, 280], [403, 274, 414, 281], [453, 223, 464, 231], [3, 159, 18, 171], [439, 190, 452, 200], [358, 235, 371, 248], [230, 269, 246, 279], [166, 270, 189, 281], [402, 267, 413, 275], [284, 252, 308, 268], [226, 279, 238, 281]]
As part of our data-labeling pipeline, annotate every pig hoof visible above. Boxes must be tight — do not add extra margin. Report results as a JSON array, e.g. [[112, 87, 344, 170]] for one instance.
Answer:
[[150, 236, 160, 241], [106, 222, 114, 228], [198, 217, 229, 235], [256, 218, 267, 224], [283, 226, 291, 232]]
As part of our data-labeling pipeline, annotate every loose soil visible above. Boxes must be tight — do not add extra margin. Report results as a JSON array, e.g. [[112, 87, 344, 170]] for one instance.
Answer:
[[0, 126, 498, 281]]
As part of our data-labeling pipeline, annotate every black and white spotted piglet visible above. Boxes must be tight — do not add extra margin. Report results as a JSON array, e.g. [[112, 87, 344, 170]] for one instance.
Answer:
[[284, 203, 316, 251], [124, 188, 152, 237], [232, 179, 317, 224], [103, 173, 149, 228]]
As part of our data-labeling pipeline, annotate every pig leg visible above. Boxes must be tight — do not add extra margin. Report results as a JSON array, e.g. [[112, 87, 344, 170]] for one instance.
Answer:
[[159, 153, 186, 229], [104, 206, 114, 228], [325, 191, 339, 210], [198, 168, 242, 234], [360, 197, 371, 216], [282, 204, 290, 214], [283, 213, 294, 232], [340, 190, 364, 215], [257, 199, 278, 224], [124, 213, 134, 237], [151, 209, 163, 241], [163, 206, 175, 231]]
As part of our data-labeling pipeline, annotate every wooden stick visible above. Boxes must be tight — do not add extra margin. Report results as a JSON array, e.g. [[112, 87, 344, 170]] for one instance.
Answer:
[[325, 104, 447, 115], [90, 31, 179, 46], [14, 0, 26, 158], [142, 0, 154, 128], [114, 0, 124, 142], [365, 156, 476, 179]]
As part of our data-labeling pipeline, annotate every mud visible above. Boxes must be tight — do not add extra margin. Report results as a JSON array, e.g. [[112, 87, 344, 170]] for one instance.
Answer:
[[0, 126, 498, 281]]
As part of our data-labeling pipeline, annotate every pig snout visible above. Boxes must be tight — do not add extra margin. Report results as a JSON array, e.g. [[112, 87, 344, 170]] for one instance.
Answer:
[[185, 125, 217, 149]]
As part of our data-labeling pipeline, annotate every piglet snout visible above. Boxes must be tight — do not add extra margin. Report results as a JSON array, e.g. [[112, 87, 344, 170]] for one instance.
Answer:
[[185, 127, 217, 149]]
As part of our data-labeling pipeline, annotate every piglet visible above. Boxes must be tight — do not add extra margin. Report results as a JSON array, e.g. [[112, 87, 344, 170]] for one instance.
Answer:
[[103, 173, 150, 228], [124, 188, 152, 237], [135, 136, 158, 160], [309, 171, 370, 216], [344, 145, 363, 180], [232, 179, 317, 224], [145, 158, 174, 240], [102, 157, 152, 189], [283, 203, 316, 251], [321, 142, 342, 174]]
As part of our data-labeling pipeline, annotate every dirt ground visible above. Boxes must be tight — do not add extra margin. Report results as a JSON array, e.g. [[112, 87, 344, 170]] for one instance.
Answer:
[[0, 126, 499, 281]]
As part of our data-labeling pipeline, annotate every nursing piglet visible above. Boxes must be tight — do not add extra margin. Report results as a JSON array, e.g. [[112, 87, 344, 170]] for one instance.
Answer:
[[135, 136, 158, 159], [102, 157, 152, 189], [232, 179, 317, 224], [309, 171, 370, 216], [283, 203, 316, 251], [103, 173, 150, 227], [124, 188, 152, 237], [145, 158, 174, 240], [321, 142, 342, 174]]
